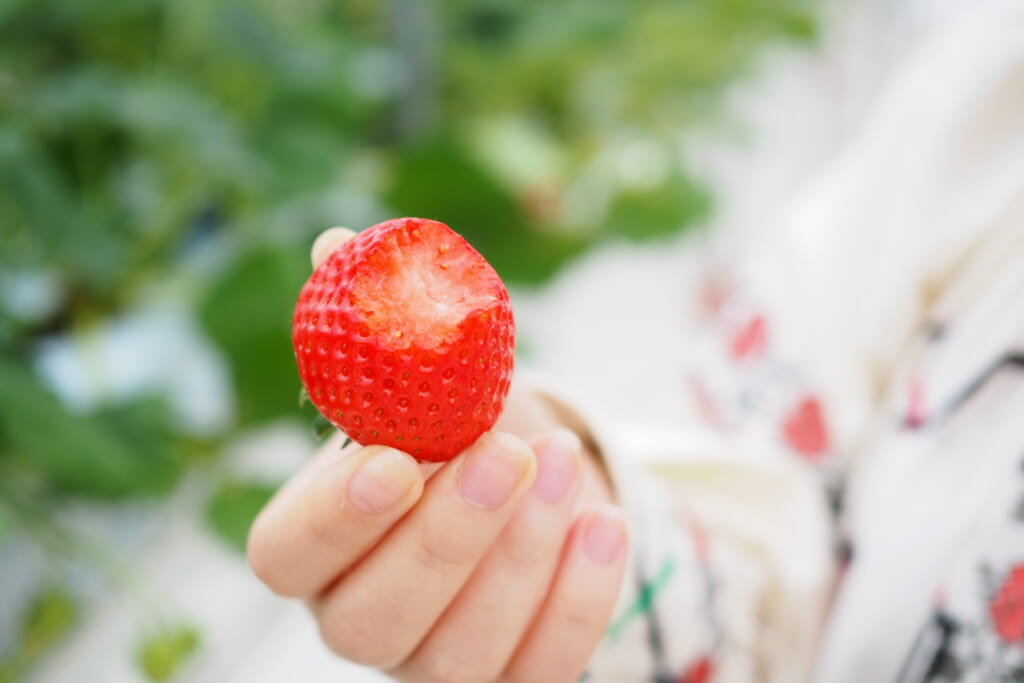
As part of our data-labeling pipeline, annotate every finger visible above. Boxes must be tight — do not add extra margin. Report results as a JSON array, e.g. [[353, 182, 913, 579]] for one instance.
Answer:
[[311, 226, 357, 269], [503, 505, 629, 683], [314, 432, 536, 669], [272, 431, 358, 503], [396, 429, 584, 683], [491, 375, 564, 439], [248, 443, 424, 599]]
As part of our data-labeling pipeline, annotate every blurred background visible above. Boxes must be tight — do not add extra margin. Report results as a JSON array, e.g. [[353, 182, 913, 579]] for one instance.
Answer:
[[0, 0, 842, 680]]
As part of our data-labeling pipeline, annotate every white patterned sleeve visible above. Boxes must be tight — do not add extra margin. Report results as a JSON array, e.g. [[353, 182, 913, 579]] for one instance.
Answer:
[[519, 4, 1024, 681], [529, 381, 833, 683]]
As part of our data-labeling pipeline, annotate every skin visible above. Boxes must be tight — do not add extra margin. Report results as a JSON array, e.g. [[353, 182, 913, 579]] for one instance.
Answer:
[[247, 227, 628, 683]]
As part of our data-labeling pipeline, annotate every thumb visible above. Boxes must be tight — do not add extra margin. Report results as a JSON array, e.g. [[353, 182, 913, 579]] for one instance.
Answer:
[[310, 226, 357, 270]]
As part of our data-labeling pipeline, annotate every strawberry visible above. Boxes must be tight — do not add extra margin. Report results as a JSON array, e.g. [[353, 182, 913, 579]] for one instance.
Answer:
[[292, 218, 515, 462]]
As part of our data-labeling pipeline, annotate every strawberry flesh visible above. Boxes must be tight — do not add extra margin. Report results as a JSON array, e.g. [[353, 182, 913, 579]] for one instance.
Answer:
[[350, 219, 500, 350]]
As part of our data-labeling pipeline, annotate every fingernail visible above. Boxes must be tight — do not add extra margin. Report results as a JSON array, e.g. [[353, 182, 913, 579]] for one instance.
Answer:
[[348, 448, 419, 514], [582, 509, 627, 566], [531, 429, 581, 503], [458, 433, 533, 510], [311, 227, 355, 269]]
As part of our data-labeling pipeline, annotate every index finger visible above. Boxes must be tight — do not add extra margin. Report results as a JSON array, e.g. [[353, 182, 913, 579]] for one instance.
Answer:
[[248, 440, 425, 599], [311, 226, 357, 269]]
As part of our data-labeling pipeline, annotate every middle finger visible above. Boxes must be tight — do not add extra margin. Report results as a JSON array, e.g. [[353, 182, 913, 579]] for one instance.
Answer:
[[397, 428, 585, 683]]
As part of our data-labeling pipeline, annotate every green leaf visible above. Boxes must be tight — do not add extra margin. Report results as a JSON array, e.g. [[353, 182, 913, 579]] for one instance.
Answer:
[[205, 480, 277, 553], [0, 503, 9, 549], [18, 587, 77, 662], [91, 395, 182, 467], [0, 658, 17, 683], [198, 246, 310, 426], [0, 360, 181, 499], [136, 624, 200, 683], [604, 172, 712, 242], [383, 137, 585, 284], [383, 137, 524, 242], [0, 124, 133, 298], [312, 411, 334, 442], [773, 8, 818, 42]]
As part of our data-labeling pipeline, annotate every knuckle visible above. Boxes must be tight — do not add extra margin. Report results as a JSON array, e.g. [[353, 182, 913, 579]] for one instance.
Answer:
[[319, 611, 405, 669], [302, 509, 343, 552], [301, 494, 352, 553], [557, 599, 603, 640], [246, 518, 296, 597], [414, 524, 481, 573], [411, 650, 499, 683], [497, 527, 551, 571], [501, 663, 571, 683]]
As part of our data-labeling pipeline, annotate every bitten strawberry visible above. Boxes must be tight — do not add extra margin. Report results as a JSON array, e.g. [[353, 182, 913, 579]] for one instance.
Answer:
[[292, 218, 515, 462]]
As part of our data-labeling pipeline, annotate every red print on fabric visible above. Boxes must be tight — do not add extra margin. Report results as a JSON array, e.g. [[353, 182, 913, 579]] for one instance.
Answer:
[[697, 271, 733, 320], [685, 514, 710, 563], [679, 655, 715, 683], [729, 315, 768, 361], [905, 371, 928, 429], [782, 395, 830, 459], [989, 564, 1024, 645], [687, 374, 726, 430]]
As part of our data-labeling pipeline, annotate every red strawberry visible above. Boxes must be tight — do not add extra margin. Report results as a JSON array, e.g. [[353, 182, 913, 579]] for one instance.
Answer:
[[292, 218, 515, 462]]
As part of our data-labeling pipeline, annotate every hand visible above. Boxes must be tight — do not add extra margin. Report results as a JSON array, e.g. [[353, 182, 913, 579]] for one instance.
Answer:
[[247, 227, 629, 683]]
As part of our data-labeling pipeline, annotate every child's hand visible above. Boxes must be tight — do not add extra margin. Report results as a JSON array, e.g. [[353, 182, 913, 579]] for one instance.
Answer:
[[247, 228, 628, 683]]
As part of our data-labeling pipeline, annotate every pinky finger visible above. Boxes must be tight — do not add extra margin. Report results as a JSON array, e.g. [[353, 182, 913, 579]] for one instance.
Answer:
[[503, 506, 629, 683]]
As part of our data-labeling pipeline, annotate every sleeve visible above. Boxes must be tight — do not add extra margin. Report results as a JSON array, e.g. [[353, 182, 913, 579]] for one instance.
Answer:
[[525, 377, 832, 683], [516, 3, 1024, 682], [685, 0, 1024, 481]]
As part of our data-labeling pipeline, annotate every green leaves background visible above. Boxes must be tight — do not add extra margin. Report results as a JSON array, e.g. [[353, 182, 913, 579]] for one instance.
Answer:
[[0, 0, 815, 678]]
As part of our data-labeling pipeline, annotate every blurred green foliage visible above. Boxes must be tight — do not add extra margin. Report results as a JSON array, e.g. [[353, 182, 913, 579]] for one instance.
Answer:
[[136, 625, 200, 682], [0, 0, 815, 675], [17, 589, 77, 663], [0, 587, 77, 680], [0, 360, 182, 498], [205, 480, 277, 553], [199, 245, 312, 426]]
